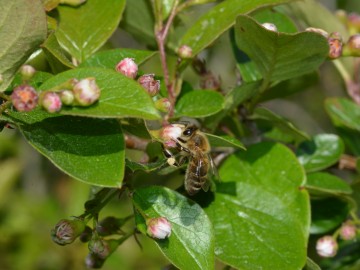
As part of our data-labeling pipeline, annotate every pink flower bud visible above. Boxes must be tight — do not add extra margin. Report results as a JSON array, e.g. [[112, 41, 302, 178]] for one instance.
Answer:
[[155, 98, 171, 113], [85, 253, 105, 269], [348, 12, 360, 32], [146, 217, 172, 239], [51, 218, 86, 246], [328, 32, 343, 59], [73, 77, 100, 106], [20, 65, 36, 81], [316, 236, 338, 257], [262, 22, 277, 32], [115, 58, 138, 79], [178, 45, 193, 59], [343, 34, 360, 57], [41, 92, 62, 113], [59, 90, 75, 106], [137, 74, 160, 96], [340, 221, 357, 240], [11, 85, 38, 112]]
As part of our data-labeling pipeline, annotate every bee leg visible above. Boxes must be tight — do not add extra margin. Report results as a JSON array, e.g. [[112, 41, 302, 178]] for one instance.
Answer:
[[175, 141, 190, 153], [162, 144, 180, 167]]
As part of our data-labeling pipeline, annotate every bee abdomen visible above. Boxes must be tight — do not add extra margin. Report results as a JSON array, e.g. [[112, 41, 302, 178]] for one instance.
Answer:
[[185, 157, 209, 195]]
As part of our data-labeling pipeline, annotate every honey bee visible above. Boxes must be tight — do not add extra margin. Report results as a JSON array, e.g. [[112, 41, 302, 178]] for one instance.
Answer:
[[163, 123, 216, 196]]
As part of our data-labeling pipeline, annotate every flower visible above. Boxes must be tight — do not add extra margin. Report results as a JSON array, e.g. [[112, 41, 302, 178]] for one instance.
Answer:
[[73, 77, 100, 106], [41, 92, 62, 113], [316, 236, 338, 257], [146, 217, 172, 239], [155, 98, 171, 113], [161, 124, 182, 148], [137, 74, 160, 96], [343, 34, 360, 57], [115, 58, 138, 79], [51, 218, 86, 245], [20, 65, 36, 81], [11, 85, 38, 112], [178, 45, 193, 59], [328, 32, 343, 59], [340, 221, 357, 240], [59, 90, 75, 106], [262, 22, 277, 32]]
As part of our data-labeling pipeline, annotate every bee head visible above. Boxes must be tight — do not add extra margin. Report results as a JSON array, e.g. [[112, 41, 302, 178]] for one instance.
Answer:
[[182, 125, 197, 137]]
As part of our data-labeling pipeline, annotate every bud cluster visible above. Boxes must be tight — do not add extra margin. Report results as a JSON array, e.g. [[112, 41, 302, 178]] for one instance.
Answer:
[[316, 220, 358, 258], [114, 56, 170, 113]]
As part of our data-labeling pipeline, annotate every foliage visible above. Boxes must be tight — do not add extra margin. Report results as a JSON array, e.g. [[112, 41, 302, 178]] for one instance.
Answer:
[[1, 0, 360, 269]]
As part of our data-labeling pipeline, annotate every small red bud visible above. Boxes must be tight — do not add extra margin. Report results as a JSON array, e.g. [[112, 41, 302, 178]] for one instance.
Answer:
[[155, 98, 171, 113], [79, 226, 93, 243], [115, 58, 138, 79], [340, 221, 357, 240], [178, 45, 193, 59], [85, 253, 105, 269], [41, 92, 62, 113], [51, 218, 86, 245], [262, 22, 277, 32], [348, 12, 360, 32], [328, 32, 343, 59], [343, 34, 360, 57], [146, 217, 172, 239], [316, 236, 338, 257], [20, 65, 36, 81], [73, 77, 100, 106], [59, 90, 75, 106], [137, 74, 160, 96], [88, 237, 119, 259], [11, 85, 38, 112]]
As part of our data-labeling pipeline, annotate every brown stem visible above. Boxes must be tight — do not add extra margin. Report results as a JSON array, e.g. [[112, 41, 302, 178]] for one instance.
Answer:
[[155, 0, 179, 122]]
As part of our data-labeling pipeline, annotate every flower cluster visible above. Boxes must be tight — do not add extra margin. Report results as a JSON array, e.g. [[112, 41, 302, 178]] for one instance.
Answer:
[[114, 57, 170, 113], [10, 77, 101, 113], [316, 220, 358, 258]]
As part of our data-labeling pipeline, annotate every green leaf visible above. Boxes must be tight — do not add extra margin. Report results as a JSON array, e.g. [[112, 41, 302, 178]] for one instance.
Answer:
[[179, 0, 295, 56], [224, 81, 261, 111], [160, 0, 176, 20], [303, 257, 321, 270], [310, 197, 350, 234], [0, 0, 47, 92], [4, 110, 125, 187], [125, 158, 166, 173], [42, 33, 75, 73], [55, 0, 126, 62], [79, 49, 156, 69], [325, 98, 360, 132], [235, 15, 328, 83], [306, 172, 352, 196], [205, 133, 245, 150], [252, 8, 297, 33], [120, 0, 156, 47], [39, 68, 160, 120], [206, 142, 309, 270], [175, 90, 224, 117], [251, 107, 310, 142], [133, 186, 214, 270], [259, 72, 318, 102], [296, 134, 344, 172]]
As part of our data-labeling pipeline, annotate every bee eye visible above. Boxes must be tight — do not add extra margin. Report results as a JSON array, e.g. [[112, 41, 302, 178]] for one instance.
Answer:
[[183, 128, 193, 136]]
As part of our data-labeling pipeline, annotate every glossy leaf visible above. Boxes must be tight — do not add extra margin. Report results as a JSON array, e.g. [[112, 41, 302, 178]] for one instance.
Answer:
[[205, 133, 245, 150], [42, 33, 75, 72], [175, 90, 224, 117], [179, 0, 294, 55], [3, 110, 125, 187], [325, 98, 360, 132], [251, 107, 309, 142], [55, 0, 126, 62], [306, 172, 352, 196], [39, 68, 160, 120], [80, 49, 156, 69], [0, 0, 47, 92], [235, 15, 328, 83], [310, 197, 350, 234], [304, 258, 321, 270], [252, 8, 297, 33], [206, 142, 309, 270], [125, 158, 166, 173], [296, 134, 344, 172], [133, 186, 214, 270], [121, 0, 156, 47]]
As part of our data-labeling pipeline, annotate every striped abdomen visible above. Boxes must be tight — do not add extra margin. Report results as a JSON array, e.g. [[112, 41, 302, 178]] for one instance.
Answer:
[[185, 153, 210, 196]]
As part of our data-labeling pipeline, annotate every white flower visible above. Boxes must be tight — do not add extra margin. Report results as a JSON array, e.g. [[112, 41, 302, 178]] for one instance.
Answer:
[[316, 236, 338, 257], [146, 217, 172, 239]]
